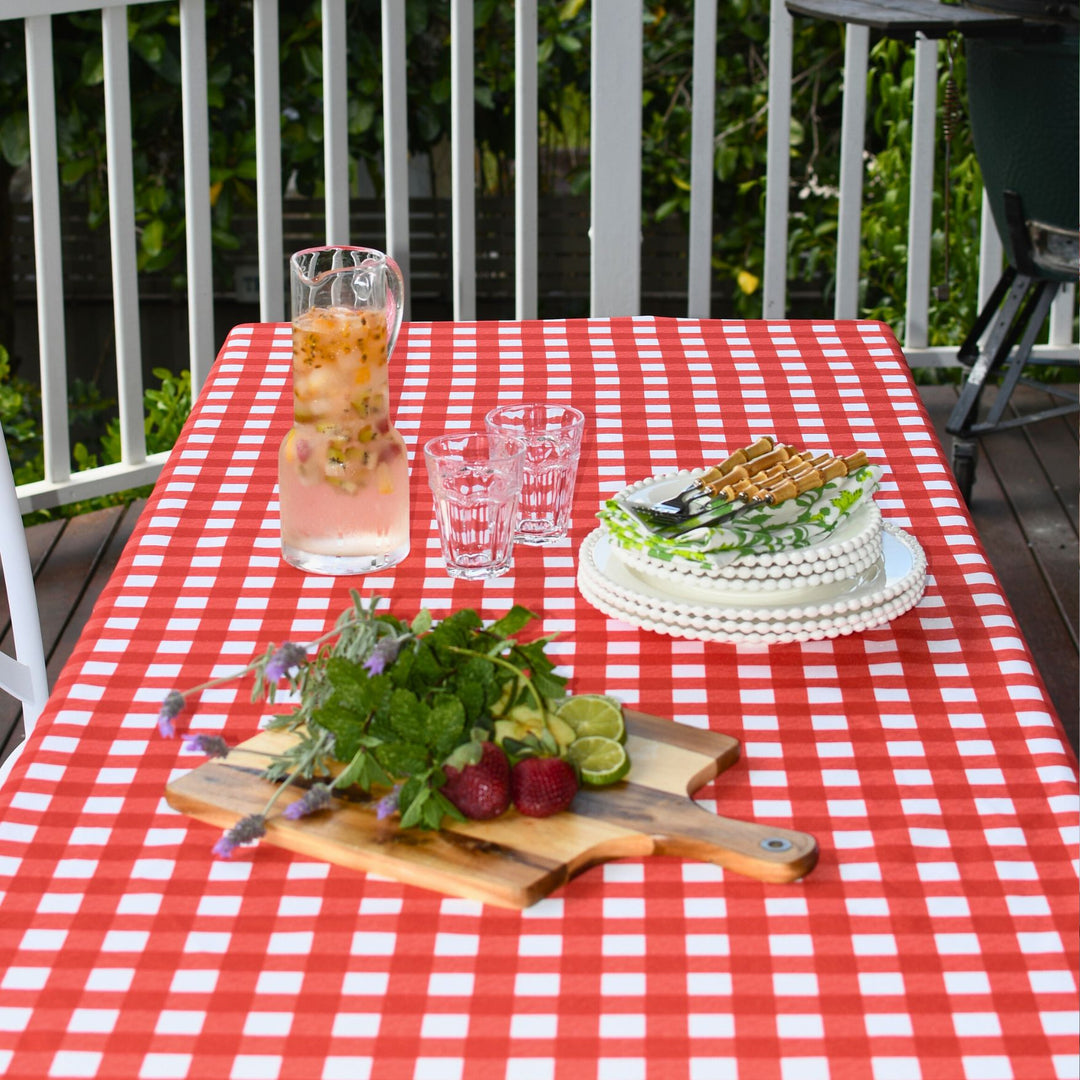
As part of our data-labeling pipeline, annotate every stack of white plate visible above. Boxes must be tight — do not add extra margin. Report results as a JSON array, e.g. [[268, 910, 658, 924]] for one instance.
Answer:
[[578, 486, 927, 644]]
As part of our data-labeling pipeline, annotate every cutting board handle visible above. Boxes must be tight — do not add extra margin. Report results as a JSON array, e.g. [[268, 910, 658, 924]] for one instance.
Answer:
[[653, 803, 818, 883], [576, 786, 818, 883]]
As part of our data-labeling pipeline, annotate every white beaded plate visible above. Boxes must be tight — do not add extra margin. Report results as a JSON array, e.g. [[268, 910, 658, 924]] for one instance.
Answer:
[[611, 502, 884, 601], [576, 523, 927, 645]]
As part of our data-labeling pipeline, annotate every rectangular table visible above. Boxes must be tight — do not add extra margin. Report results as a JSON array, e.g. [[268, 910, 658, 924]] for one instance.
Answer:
[[1, 318, 1076, 1080]]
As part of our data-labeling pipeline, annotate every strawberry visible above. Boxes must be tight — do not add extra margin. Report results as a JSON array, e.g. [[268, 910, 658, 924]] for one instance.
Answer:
[[510, 756, 579, 818], [440, 740, 511, 820]]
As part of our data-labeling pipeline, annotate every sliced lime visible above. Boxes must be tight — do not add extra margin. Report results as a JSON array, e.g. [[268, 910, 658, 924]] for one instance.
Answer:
[[556, 694, 626, 743], [567, 735, 631, 787]]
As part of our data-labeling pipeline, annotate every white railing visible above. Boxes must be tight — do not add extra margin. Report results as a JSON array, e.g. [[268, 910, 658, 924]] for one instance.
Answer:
[[4, 0, 1076, 513]]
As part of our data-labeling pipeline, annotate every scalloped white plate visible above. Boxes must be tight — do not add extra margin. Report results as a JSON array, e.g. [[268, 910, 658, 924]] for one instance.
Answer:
[[611, 502, 884, 602], [576, 523, 927, 644]]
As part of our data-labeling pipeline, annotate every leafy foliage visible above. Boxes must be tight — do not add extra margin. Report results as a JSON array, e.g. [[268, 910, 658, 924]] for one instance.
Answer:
[[0, 345, 40, 488], [1, 362, 192, 523]]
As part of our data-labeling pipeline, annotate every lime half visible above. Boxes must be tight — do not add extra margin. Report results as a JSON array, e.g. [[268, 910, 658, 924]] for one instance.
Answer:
[[567, 735, 630, 786], [556, 694, 626, 743]]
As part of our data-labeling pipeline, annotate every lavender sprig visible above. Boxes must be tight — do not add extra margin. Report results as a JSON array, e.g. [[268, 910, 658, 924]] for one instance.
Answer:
[[182, 733, 231, 758], [282, 783, 334, 820], [157, 691, 185, 738], [212, 814, 266, 858], [265, 642, 309, 683], [155, 593, 387, 739], [376, 785, 402, 820], [363, 633, 406, 675]]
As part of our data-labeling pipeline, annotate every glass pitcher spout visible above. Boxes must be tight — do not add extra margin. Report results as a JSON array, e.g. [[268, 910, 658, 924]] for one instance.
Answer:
[[290, 246, 405, 356]]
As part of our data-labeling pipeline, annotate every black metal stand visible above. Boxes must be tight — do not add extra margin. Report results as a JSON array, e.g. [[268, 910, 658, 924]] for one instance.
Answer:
[[944, 193, 1079, 503]]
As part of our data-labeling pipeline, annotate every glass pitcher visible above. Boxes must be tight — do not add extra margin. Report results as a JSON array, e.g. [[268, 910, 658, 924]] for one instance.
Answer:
[[279, 246, 410, 575]]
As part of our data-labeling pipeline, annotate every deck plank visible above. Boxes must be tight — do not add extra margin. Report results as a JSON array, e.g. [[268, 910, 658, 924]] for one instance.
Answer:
[[44, 500, 146, 689], [0, 501, 145, 760]]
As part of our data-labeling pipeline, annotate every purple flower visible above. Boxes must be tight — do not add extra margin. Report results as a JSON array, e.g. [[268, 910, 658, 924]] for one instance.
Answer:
[[282, 783, 334, 820], [265, 642, 308, 682], [157, 691, 185, 738], [182, 733, 231, 759], [375, 785, 401, 820], [212, 814, 266, 858], [363, 636, 404, 676]]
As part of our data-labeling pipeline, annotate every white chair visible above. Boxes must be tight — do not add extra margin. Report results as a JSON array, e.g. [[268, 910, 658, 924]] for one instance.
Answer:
[[0, 422, 49, 787]]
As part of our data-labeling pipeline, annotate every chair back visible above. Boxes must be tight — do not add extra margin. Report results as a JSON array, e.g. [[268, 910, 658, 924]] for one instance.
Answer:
[[0, 423, 49, 786]]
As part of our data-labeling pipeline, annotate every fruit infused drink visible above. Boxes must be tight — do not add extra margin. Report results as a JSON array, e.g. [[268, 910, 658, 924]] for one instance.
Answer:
[[280, 247, 409, 575]]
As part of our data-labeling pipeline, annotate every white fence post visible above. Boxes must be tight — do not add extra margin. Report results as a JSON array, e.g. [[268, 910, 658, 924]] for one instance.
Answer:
[[763, 0, 793, 318], [382, 0, 411, 319], [515, 0, 539, 322], [254, 0, 284, 322], [322, 0, 350, 247], [102, 5, 146, 466], [903, 34, 938, 353], [688, 0, 718, 319], [179, 0, 215, 393], [834, 24, 869, 320], [590, 0, 643, 317], [451, 0, 477, 322], [24, 14, 71, 488]]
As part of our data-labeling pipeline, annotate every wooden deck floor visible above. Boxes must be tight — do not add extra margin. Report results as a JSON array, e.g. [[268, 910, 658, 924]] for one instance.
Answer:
[[3, 383, 1077, 760]]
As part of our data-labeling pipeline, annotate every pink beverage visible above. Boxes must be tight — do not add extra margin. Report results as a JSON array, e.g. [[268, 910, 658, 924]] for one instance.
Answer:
[[279, 304, 410, 573]]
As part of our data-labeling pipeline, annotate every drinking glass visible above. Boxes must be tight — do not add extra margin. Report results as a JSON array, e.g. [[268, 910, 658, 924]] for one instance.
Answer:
[[424, 432, 526, 579], [484, 403, 585, 544]]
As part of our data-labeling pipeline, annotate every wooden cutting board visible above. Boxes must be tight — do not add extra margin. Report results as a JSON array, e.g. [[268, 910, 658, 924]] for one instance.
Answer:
[[165, 710, 818, 909]]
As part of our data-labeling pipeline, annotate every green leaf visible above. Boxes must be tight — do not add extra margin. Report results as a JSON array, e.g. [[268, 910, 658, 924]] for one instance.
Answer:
[[0, 114, 30, 168], [386, 688, 428, 743], [324, 657, 378, 714], [80, 46, 104, 86], [515, 640, 560, 683], [299, 43, 322, 80], [488, 605, 537, 638], [397, 782, 429, 829], [429, 609, 482, 664], [211, 225, 241, 250], [132, 31, 164, 65], [375, 740, 430, 779], [656, 196, 682, 222], [61, 158, 96, 185], [334, 744, 370, 790], [411, 610, 433, 635], [349, 99, 376, 134], [425, 790, 462, 828], [311, 702, 366, 762], [427, 695, 467, 758], [354, 754, 392, 791], [141, 219, 166, 257], [531, 668, 569, 702], [452, 668, 489, 724]]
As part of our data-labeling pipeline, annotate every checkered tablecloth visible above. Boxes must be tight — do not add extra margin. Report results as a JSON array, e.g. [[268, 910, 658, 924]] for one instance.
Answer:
[[1, 318, 1076, 1080]]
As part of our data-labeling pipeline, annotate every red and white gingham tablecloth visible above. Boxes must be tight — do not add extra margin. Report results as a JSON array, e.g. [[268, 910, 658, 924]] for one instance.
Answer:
[[0, 318, 1076, 1080]]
